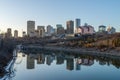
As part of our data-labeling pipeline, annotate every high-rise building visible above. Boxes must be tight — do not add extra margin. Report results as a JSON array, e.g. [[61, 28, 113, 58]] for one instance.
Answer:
[[75, 19, 81, 33], [35, 30, 39, 37], [27, 21, 35, 37], [37, 26, 45, 30], [77, 23, 95, 35], [75, 19, 81, 28], [0, 33, 5, 39], [14, 30, 18, 38], [5, 28, 12, 38], [37, 26, 45, 37], [22, 31, 26, 37], [56, 24, 65, 35], [47, 25, 52, 34], [107, 26, 116, 34], [98, 25, 106, 32], [46, 25, 55, 36], [66, 20, 74, 34]]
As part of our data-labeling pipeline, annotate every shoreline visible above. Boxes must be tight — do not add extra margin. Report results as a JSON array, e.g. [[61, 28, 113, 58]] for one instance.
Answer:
[[22, 45, 120, 58], [0, 50, 13, 78]]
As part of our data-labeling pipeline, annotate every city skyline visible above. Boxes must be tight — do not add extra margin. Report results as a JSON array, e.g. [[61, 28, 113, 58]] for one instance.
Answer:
[[0, 0, 120, 36]]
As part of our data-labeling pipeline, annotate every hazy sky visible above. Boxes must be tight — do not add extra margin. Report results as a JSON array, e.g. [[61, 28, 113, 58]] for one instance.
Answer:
[[0, 0, 120, 36]]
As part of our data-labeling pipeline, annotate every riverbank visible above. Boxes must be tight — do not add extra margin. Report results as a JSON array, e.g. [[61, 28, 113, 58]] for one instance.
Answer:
[[22, 45, 120, 58], [0, 50, 13, 77], [0, 39, 14, 78]]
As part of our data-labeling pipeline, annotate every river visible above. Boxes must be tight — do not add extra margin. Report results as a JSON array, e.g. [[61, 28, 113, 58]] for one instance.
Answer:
[[1, 49, 120, 80]]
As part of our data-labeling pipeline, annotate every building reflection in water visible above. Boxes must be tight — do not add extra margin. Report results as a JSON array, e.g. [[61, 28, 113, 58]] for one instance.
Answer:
[[24, 50, 120, 71], [25, 52, 95, 71], [66, 58, 74, 70], [37, 54, 45, 64], [27, 54, 35, 69], [56, 56, 64, 65], [46, 55, 55, 65], [76, 58, 82, 70], [1, 50, 120, 80], [81, 58, 94, 66]]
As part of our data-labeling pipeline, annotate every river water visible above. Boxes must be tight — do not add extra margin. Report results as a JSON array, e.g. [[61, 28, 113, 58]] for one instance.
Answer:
[[1, 50, 120, 80]]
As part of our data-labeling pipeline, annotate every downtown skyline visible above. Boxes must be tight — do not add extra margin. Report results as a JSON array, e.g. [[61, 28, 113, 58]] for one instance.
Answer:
[[0, 0, 120, 36]]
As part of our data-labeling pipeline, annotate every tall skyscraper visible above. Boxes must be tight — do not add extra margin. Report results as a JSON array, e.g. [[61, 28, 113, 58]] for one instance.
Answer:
[[14, 30, 18, 38], [27, 20, 35, 37], [66, 20, 74, 34], [75, 19, 81, 28], [75, 19, 81, 33]]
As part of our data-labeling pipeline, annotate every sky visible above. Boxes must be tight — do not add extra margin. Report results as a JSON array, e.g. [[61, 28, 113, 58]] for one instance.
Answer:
[[0, 0, 120, 36]]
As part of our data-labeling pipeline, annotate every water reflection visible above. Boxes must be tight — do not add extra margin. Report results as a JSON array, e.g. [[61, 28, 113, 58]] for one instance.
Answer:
[[22, 51, 120, 70], [25, 53, 95, 71], [27, 54, 35, 69], [1, 50, 120, 80]]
